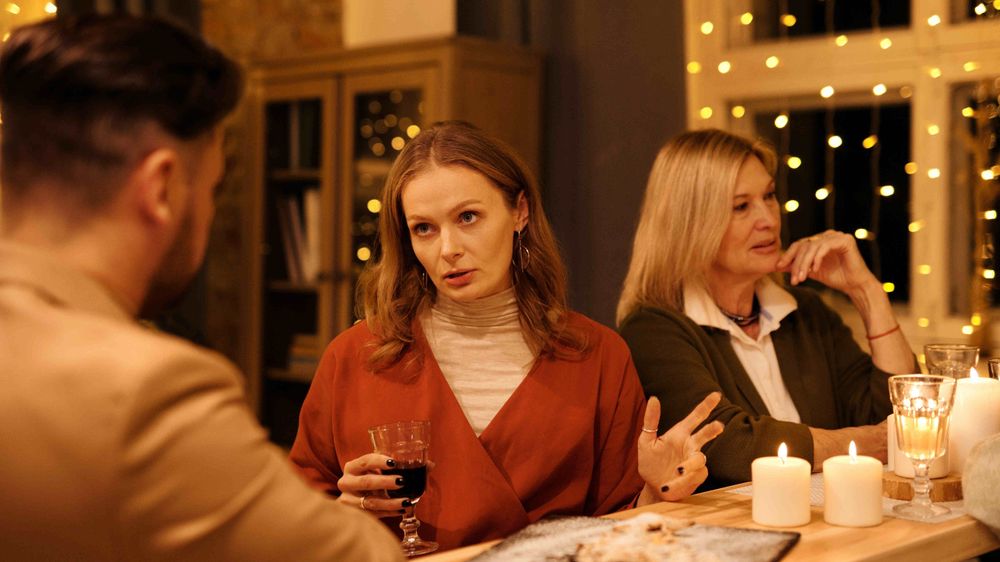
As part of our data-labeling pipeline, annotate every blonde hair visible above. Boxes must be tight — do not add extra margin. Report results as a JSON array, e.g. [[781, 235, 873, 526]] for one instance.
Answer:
[[616, 129, 776, 325], [361, 121, 587, 370]]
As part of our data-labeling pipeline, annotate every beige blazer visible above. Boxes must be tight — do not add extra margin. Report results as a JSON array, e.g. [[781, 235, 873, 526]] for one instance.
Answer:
[[0, 241, 403, 562]]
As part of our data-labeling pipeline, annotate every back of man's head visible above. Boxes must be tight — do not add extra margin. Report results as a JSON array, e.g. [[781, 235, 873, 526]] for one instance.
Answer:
[[0, 14, 243, 217]]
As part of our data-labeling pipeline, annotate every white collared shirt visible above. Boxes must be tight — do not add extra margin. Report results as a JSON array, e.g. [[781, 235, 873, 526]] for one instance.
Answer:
[[684, 278, 802, 423]]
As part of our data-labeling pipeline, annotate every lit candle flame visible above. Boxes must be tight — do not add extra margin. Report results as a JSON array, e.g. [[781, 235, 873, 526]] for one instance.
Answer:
[[849, 440, 857, 462], [971, 367, 980, 379], [778, 442, 788, 464]]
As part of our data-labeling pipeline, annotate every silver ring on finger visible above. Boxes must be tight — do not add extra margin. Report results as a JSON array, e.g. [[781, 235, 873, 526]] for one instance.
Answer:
[[360, 495, 371, 511]]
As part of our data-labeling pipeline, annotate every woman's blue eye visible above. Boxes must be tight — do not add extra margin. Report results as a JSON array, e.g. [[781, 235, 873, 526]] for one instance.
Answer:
[[459, 211, 477, 224], [413, 223, 431, 235]]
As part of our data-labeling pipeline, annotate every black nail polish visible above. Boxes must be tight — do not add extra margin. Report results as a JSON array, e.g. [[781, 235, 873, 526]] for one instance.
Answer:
[[386, 459, 396, 467], [395, 477, 404, 486], [678, 466, 685, 475], [661, 484, 670, 493], [402, 499, 413, 508]]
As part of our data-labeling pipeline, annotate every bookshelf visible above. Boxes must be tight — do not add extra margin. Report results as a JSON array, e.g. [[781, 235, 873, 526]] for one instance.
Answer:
[[245, 37, 542, 446]]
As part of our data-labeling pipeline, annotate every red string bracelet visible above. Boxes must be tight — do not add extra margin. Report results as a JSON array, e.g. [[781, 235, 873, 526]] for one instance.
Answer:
[[867, 324, 900, 341]]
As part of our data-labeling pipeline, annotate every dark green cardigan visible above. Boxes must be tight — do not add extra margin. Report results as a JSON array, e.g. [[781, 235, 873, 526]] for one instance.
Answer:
[[618, 286, 893, 489]]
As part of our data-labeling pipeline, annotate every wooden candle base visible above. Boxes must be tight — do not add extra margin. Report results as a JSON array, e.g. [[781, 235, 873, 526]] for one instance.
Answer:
[[882, 472, 963, 502]]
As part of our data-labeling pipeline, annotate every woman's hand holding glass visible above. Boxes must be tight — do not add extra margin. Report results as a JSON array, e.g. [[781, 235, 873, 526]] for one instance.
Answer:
[[336, 453, 408, 518], [638, 392, 724, 503], [776, 230, 877, 291]]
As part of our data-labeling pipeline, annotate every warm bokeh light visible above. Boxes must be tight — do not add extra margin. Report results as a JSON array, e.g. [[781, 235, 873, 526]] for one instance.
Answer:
[[918, 264, 932, 275], [985, 269, 996, 280], [962, 106, 975, 118], [973, 313, 983, 326], [718, 61, 732, 74], [928, 168, 941, 179], [880, 185, 895, 197], [855, 228, 869, 239], [986, 209, 998, 220], [687, 61, 702, 74], [880, 37, 892, 50], [784, 200, 800, 212], [781, 14, 797, 27], [731, 105, 746, 118], [863, 135, 878, 149], [883, 282, 895, 293], [815, 187, 830, 200], [367, 199, 382, 214], [835, 34, 848, 47], [765, 56, 779, 69], [774, 114, 789, 129], [963, 325, 975, 335], [406, 124, 421, 138], [905, 162, 918, 175], [929, 67, 942, 78], [975, 3, 988, 15], [828, 135, 843, 148], [356, 246, 372, 262], [787, 156, 802, 169], [872, 83, 887, 96], [701, 21, 714, 35], [820, 85, 835, 98], [908, 220, 924, 233], [927, 14, 941, 26], [964, 61, 981, 72], [699, 106, 713, 119], [740, 12, 754, 25], [984, 170, 997, 181], [918, 318, 930, 328], [391, 136, 405, 150], [927, 124, 940, 135]]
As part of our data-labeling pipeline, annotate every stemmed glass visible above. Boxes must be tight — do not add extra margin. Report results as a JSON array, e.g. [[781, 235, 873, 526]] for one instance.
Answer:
[[369, 420, 438, 557], [924, 344, 979, 378], [889, 375, 957, 520]]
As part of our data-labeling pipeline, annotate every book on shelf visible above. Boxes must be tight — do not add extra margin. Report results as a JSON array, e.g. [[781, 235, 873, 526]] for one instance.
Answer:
[[274, 189, 320, 285], [287, 332, 321, 377]]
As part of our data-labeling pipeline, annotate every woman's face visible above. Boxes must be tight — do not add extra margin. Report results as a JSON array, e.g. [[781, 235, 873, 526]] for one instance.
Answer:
[[401, 164, 528, 302], [710, 156, 781, 286]]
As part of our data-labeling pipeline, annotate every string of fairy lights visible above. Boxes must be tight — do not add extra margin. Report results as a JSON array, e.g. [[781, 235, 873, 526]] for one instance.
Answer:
[[686, 1, 1000, 341]]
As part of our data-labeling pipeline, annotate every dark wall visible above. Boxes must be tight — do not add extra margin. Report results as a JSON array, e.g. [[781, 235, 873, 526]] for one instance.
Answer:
[[460, 1, 688, 326]]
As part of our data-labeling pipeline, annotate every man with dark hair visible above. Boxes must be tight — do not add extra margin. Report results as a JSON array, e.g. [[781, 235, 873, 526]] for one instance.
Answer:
[[0, 15, 402, 561]]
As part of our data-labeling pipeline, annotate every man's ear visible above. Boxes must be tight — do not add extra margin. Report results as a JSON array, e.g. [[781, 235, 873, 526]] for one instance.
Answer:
[[514, 191, 529, 232], [132, 148, 182, 226]]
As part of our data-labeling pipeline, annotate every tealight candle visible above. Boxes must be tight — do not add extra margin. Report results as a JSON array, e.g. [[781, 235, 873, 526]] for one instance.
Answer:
[[950, 368, 1000, 474], [823, 441, 883, 527], [888, 414, 949, 478], [752, 442, 811, 527]]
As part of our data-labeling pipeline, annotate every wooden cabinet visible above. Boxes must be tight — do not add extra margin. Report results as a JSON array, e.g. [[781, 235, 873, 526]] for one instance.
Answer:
[[244, 37, 542, 445]]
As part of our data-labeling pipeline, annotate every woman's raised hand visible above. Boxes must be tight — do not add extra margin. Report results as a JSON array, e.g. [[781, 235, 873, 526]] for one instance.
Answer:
[[336, 453, 409, 518], [776, 230, 877, 292], [638, 392, 724, 502]]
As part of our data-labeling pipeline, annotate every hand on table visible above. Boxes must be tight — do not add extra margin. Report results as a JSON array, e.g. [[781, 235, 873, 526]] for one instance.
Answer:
[[638, 392, 724, 502], [776, 230, 877, 293], [337, 453, 409, 518]]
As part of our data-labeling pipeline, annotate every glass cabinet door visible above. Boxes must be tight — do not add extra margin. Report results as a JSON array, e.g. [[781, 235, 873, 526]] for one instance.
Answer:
[[338, 68, 440, 327], [251, 78, 336, 444]]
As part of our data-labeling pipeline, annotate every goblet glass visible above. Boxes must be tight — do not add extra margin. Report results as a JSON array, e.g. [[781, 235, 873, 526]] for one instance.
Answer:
[[924, 344, 979, 378], [987, 358, 1000, 379], [889, 375, 957, 520], [369, 420, 438, 557]]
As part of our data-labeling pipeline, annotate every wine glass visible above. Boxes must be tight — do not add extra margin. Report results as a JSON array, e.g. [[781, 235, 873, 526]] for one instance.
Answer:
[[987, 358, 1000, 379], [369, 420, 438, 556], [924, 344, 979, 378], [889, 375, 957, 520]]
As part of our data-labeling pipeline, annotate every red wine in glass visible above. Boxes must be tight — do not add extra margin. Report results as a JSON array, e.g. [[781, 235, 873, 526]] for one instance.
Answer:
[[384, 462, 427, 499]]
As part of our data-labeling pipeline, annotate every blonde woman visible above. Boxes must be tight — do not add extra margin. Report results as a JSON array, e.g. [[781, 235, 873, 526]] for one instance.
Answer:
[[290, 122, 723, 551], [617, 128, 915, 488]]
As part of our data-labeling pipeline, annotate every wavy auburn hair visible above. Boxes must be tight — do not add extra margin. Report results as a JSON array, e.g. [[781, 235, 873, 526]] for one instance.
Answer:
[[360, 121, 586, 370], [616, 128, 777, 325]]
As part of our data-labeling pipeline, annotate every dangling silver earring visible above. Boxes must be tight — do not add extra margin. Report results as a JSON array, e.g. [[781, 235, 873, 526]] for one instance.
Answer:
[[512, 230, 530, 272], [419, 270, 428, 291]]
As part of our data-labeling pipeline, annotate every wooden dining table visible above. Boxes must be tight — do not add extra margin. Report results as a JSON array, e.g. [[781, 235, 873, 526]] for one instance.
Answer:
[[421, 484, 1000, 562]]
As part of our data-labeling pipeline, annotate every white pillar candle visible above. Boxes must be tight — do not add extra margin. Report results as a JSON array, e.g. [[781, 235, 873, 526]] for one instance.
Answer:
[[888, 414, 949, 478], [950, 369, 1000, 474], [752, 442, 811, 527], [823, 441, 883, 527]]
